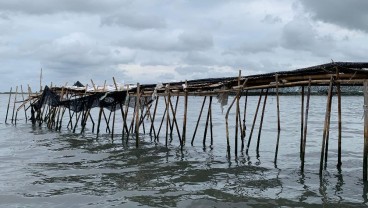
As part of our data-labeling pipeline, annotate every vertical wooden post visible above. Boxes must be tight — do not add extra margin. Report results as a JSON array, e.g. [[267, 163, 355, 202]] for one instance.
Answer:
[[97, 107, 103, 136], [191, 96, 207, 145], [182, 80, 188, 145], [165, 86, 170, 147], [241, 90, 248, 151], [150, 96, 159, 136], [336, 68, 342, 169], [112, 106, 116, 139], [5, 87, 12, 123], [235, 70, 241, 157], [11, 86, 18, 124], [275, 74, 281, 163], [364, 80, 368, 181], [301, 79, 311, 172], [256, 88, 268, 157], [203, 96, 212, 147], [246, 89, 263, 155], [135, 83, 140, 148], [168, 95, 182, 144], [209, 96, 213, 147], [123, 86, 130, 140], [300, 86, 305, 159], [20, 85, 28, 122], [320, 76, 334, 175]]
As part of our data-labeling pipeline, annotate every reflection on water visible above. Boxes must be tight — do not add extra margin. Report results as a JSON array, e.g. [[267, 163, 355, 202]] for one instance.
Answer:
[[0, 95, 368, 207]]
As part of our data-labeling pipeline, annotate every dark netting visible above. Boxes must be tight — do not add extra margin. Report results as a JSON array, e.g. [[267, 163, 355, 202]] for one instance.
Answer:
[[32, 86, 130, 112]]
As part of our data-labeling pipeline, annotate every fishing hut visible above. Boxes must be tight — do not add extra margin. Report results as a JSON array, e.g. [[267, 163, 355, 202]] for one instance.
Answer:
[[4, 62, 368, 180]]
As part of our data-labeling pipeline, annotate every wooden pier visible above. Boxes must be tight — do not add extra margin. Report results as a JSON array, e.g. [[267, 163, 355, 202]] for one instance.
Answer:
[[4, 62, 368, 180]]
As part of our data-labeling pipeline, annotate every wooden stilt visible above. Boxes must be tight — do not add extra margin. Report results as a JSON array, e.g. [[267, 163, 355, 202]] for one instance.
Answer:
[[168, 95, 182, 145], [203, 96, 211, 147], [182, 80, 188, 146], [241, 90, 248, 149], [106, 110, 112, 133], [246, 89, 264, 155], [235, 71, 241, 157], [11, 86, 18, 124], [300, 86, 305, 159], [150, 96, 159, 136], [135, 83, 140, 148], [20, 85, 27, 122], [301, 79, 311, 172], [5, 87, 12, 123], [170, 96, 179, 138], [225, 79, 248, 156], [89, 111, 95, 133], [274, 74, 281, 163], [320, 76, 334, 175], [191, 96, 207, 146], [209, 96, 213, 147], [112, 106, 116, 139], [256, 88, 268, 157], [165, 88, 170, 147], [124, 96, 131, 141], [364, 80, 368, 181], [157, 106, 167, 141], [73, 111, 82, 133], [97, 107, 103, 136], [336, 68, 342, 169]]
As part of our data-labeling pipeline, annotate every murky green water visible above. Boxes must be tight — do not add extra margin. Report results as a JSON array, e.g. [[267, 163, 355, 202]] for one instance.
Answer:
[[0, 94, 367, 207]]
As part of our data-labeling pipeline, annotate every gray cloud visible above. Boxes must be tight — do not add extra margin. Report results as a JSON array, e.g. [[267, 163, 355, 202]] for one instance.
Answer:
[[41, 35, 134, 79], [300, 0, 368, 32], [101, 13, 166, 30], [262, 14, 282, 24], [0, 0, 126, 14], [118, 31, 213, 52], [280, 17, 335, 56]]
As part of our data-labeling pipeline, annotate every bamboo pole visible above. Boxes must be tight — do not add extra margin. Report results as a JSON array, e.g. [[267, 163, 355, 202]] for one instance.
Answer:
[[364, 80, 368, 181], [256, 88, 269, 157], [336, 67, 342, 169], [225, 79, 248, 156], [320, 76, 334, 175], [5, 87, 12, 123], [300, 86, 305, 159], [182, 80, 188, 145], [241, 90, 248, 151], [209, 96, 213, 147], [246, 89, 263, 155], [168, 95, 182, 145], [157, 106, 167, 141], [135, 83, 140, 148], [203, 96, 211, 147], [91, 79, 97, 91], [112, 106, 116, 139], [235, 70, 241, 157], [20, 85, 27, 122], [150, 96, 159, 138], [123, 86, 130, 139], [165, 88, 170, 147], [274, 74, 281, 163], [11, 86, 18, 124], [73, 111, 82, 133], [191, 96, 207, 145], [96, 107, 103, 136], [301, 79, 311, 172]]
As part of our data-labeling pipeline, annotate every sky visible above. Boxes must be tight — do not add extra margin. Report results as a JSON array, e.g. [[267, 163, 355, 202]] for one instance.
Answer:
[[0, 0, 367, 92]]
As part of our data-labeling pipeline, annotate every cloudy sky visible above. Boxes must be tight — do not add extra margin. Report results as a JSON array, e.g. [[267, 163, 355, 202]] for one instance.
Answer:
[[0, 0, 367, 92]]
